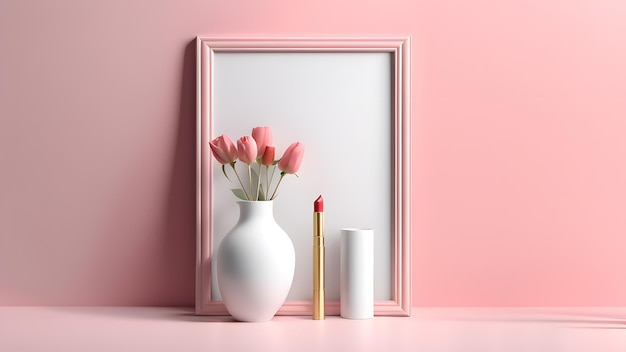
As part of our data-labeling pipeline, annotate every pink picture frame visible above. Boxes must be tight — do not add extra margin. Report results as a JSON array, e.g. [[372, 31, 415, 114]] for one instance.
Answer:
[[196, 37, 411, 316]]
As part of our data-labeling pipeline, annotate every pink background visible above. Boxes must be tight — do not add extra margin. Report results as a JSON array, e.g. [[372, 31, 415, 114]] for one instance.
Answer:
[[1, 0, 625, 307]]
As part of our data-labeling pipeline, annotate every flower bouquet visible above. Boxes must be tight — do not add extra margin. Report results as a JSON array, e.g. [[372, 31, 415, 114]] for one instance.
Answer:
[[209, 126, 304, 201], [208, 126, 303, 321]]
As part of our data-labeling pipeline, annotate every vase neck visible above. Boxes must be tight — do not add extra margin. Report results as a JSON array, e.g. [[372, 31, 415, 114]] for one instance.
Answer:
[[237, 201, 274, 219]]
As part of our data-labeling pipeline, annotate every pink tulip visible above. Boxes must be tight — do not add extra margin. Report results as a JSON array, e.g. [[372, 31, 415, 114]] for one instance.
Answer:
[[252, 126, 272, 158], [237, 136, 257, 164], [278, 142, 304, 174], [209, 135, 238, 164], [261, 146, 275, 166]]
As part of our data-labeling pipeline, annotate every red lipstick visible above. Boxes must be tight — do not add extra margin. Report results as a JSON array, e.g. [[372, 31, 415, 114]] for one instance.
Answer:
[[313, 195, 325, 320], [314, 195, 324, 212]]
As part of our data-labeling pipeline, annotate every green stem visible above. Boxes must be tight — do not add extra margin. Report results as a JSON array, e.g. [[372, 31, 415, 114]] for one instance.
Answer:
[[265, 166, 270, 200], [248, 164, 253, 201], [269, 165, 276, 192], [256, 161, 262, 201], [270, 172, 285, 200], [230, 163, 250, 200]]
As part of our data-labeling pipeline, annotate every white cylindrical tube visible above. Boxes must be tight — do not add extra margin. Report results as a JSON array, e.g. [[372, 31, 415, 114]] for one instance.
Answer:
[[340, 228, 374, 319]]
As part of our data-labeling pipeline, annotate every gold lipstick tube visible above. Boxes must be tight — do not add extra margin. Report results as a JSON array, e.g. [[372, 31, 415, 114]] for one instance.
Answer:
[[313, 211, 325, 320]]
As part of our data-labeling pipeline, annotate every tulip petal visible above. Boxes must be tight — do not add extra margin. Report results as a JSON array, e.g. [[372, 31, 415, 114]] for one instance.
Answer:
[[277, 141, 304, 174], [237, 136, 258, 164], [252, 126, 272, 158]]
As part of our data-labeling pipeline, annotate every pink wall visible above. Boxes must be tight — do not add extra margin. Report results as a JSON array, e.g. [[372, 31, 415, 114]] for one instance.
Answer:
[[1, 0, 625, 306]]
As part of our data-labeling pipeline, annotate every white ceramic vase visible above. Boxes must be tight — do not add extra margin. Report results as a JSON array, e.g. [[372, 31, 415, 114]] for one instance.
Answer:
[[217, 201, 295, 322]]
